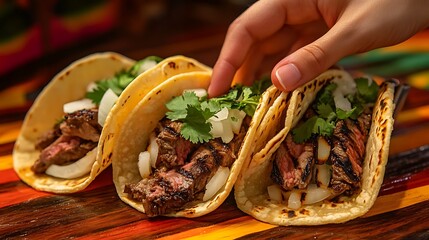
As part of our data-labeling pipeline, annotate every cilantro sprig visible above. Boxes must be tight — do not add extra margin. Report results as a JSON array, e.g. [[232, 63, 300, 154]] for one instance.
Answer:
[[165, 78, 271, 144], [292, 77, 379, 143], [86, 56, 163, 105]]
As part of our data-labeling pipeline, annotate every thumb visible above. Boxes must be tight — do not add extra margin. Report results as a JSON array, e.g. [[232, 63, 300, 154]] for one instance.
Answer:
[[271, 28, 353, 92]]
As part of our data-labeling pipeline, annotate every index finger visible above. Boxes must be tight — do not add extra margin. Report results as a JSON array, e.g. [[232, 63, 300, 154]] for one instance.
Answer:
[[208, 1, 287, 97]]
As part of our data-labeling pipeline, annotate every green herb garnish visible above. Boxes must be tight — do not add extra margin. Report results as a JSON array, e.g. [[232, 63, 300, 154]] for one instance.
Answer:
[[86, 56, 163, 105], [292, 77, 379, 143], [165, 78, 271, 144]]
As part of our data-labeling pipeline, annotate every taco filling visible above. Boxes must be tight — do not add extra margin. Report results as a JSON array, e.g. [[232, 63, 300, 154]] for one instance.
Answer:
[[31, 56, 162, 178], [268, 76, 380, 209], [124, 80, 270, 217]]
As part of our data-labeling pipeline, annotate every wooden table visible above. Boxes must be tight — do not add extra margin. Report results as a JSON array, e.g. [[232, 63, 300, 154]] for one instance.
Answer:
[[1, 27, 429, 240]]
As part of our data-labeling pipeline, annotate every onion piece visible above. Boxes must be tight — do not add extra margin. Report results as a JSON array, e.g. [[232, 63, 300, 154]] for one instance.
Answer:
[[229, 109, 246, 134], [213, 107, 229, 121], [98, 89, 118, 127], [45, 147, 97, 179], [267, 184, 283, 202], [316, 164, 331, 187], [147, 132, 158, 168], [138, 60, 158, 74], [183, 88, 207, 98], [63, 99, 96, 113], [317, 137, 331, 164], [138, 151, 151, 179], [220, 119, 234, 143], [303, 184, 332, 205], [288, 189, 302, 210], [86, 82, 97, 92], [203, 166, 230, 201]]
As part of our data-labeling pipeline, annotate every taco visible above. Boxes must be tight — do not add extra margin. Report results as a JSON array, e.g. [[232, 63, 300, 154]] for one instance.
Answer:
[[111, 71, 278, 217], [235, 69, 396, 225], [13, 52, 211, 193]]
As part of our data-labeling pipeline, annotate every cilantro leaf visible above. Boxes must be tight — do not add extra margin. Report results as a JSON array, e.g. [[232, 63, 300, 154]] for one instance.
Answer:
[[181, 106, 213, 143], [292, 116, 335, 143], [355, 77, 379, 103], [86, 56, 164, 105], [164, 77, 271, 144]]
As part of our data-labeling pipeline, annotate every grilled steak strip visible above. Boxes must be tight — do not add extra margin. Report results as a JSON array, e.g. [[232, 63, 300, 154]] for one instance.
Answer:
[[271, 134, 315, 190], [330, 113, 371, 196], [32, 136, 97, 173], [32, 108, 101, 174], [60, 109, 102, 142], [124, 117, 249, 217], [155, 120, 195, 169]]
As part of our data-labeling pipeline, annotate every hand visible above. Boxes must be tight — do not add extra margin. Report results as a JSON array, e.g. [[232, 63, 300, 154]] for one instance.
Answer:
[[208, 0, 429, 97]]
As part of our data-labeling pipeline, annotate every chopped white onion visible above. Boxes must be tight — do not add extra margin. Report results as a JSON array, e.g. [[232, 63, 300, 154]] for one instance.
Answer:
[[229, 109, 246, 134], [183, 88, 207, 98], [213, 107, 229, 121], [208, 108, 245, 144], [63, 99, 96, 113], [332, 74, 356, 111], [303, 184, 332, 205], [138, 60, 158, 74], [316, 164, 331, 187], [86, 82, 97, 92], [267, 184, 283, 202], [317, 137, 331, 164], [98, 89, 118, 127], [333, 89, 352, 111], [203, 166, 230, 201], [45, 147, 97, 179], [147, 132, 158, 168], [288, 189, 302, 210], [138, 151, 152, 179], [220, 119, 234, 143]]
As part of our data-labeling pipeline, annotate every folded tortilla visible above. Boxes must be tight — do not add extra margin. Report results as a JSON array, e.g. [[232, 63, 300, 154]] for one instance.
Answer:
[[111, 71, 280, 217], [234, 69, 396, 225], [13, 52, 211, 193]]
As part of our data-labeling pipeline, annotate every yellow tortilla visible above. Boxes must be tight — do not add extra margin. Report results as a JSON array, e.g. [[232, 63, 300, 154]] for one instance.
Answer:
[[111, 72, 278, 217], [13, 52, 135, 193], [13, 53, 211, 193], [234, 69, 396, 225]]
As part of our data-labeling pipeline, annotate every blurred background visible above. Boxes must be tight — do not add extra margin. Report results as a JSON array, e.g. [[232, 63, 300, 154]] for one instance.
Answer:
[[0, 0, 254, 120], [1, 0, 429, 123]]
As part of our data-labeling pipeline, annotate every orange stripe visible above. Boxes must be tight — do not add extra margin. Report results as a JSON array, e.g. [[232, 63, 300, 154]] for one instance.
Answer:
[[159, 216, 275, 240], [0, 120, 21, 145], [395, 105, 429, 124]]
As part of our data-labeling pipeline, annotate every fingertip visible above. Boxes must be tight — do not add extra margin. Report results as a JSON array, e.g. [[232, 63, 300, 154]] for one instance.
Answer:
[[271, 63, 302, 92], [208, 59, 236, 98]]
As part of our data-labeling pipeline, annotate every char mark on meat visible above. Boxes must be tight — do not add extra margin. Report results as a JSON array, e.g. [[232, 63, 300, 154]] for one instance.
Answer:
[[155, 119, 195, 169], [329, 113, 371, 196], [32, 136, 97, 173], [32, 108, 100, 174], [271, 135, 315, 190], [60, 109, 102, 142], [125, 119, 249, 217]]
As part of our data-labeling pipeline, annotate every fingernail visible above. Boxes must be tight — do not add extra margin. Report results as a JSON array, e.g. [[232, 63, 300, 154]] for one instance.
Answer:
[[275, 64, 301, 91]]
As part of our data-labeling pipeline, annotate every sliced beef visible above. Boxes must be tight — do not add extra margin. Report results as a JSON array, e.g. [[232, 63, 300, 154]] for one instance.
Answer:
[[35, 126, 61, 150], [271, 134, 315, 190], [60, 109, 102, 142], [155, 119, 195, 169], [329, 113, 371, 196], [32, 136, 97, 173], [125, 118, 249, 217], [32, 108, 101, 174]]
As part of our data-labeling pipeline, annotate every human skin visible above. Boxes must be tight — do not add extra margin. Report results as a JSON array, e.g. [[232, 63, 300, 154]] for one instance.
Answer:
[[208, 0, 429, 97]]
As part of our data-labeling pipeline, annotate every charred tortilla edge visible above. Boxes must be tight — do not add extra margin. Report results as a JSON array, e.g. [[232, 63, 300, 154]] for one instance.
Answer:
[[111, 72, 276, 218], [234, 69, 395, 225]]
